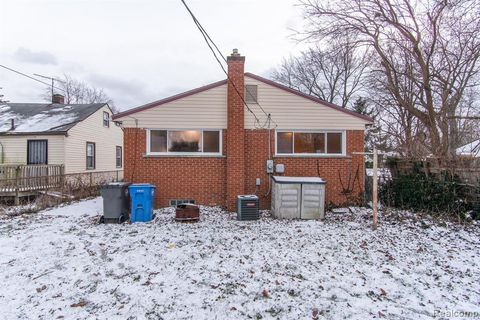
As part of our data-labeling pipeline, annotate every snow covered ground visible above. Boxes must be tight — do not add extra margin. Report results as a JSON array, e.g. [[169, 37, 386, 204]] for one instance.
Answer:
[[0, 198, 479, 319]]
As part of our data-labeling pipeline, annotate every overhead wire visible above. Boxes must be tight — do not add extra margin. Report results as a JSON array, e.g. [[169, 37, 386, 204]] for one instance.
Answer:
[[180, 0, 278, 129], [186, 9, 277, 127], [0, 64, 65, 93]]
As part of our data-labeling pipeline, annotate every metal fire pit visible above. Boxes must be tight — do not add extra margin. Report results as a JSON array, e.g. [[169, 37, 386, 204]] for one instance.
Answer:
[[175, 203, 200, 222]]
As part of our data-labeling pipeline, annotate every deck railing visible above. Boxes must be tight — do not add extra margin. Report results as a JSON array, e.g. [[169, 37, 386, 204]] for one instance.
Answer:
[[0, 165, 124, 204], [0, 164, 65, 194]]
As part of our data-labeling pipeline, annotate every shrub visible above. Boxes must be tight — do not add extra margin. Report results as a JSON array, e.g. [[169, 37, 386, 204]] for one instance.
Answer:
[[380, 173, 479, 218]]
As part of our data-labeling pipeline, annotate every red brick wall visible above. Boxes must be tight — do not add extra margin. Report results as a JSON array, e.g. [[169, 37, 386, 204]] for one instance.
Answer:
[[124, 127, 365, 210], [124, 128, 227, 208], [225, 53, 246, 211], [244, 130, 365, 209]]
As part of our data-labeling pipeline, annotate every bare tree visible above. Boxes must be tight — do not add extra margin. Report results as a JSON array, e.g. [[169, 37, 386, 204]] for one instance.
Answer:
[[273, 37, 370, 108], [299, 0, 480, 161], [0, 87, 8, 104], [352, 97, 386, 152], [43, 74, 118, 113]]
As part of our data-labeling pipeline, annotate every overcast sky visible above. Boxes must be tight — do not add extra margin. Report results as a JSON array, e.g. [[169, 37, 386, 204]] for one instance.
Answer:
[[0, 0, 306, 111]]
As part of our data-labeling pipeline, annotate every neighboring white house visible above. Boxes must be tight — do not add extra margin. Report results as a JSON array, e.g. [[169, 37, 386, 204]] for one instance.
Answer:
[[0, 96, 123, 175], [456, 139, 480, 158]]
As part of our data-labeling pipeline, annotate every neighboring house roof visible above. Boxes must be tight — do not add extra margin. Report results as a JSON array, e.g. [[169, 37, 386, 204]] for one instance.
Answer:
[[0, 102, 106, 135], [456, 139, 480, 158], [112, 73, 374, 123]]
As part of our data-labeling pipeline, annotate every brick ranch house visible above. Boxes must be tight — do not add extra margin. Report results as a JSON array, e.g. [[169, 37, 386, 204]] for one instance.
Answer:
[[113, 50, 373, 211]]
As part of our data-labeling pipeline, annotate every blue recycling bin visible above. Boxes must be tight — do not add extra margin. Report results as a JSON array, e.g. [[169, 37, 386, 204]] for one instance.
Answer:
[[128, 184, 156, 223]]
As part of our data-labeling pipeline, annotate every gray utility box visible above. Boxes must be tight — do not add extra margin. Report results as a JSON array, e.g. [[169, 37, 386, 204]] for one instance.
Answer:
[[100, 182, 131, 223], [271, 176, 326, 220], [237, 195, 260, 220]]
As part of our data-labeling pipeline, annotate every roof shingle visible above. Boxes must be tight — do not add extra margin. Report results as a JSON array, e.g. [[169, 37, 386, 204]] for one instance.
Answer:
[[0, 102, 106, 135]]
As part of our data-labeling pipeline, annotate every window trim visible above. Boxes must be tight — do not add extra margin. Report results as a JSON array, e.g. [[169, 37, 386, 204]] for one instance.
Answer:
[[103, 111, 110, 128], [86, 142, 96, 170], [275, 129, 346, 157], [116, 146, 122, 168], [146, 129, 223, 156]]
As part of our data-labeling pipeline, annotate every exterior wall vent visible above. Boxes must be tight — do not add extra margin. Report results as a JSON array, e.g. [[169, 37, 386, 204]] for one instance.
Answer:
[[245, 85, 258, 103], [170, 199, 195, 207]]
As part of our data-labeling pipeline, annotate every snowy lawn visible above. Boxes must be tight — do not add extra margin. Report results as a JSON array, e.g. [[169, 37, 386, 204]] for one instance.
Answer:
[[0, 198, 479, 320]]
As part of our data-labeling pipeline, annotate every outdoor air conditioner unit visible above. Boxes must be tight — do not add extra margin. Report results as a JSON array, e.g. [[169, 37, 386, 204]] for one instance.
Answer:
[[236, 195, 259, 220]]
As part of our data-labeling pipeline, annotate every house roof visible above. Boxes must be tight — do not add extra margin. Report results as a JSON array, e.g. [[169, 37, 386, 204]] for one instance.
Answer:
[[0, 102, 107, 135], [112, 73, 373, 123]]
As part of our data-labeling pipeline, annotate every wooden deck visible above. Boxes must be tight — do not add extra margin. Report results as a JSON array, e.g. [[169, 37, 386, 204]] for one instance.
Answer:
[[0, 164, 64, 203]]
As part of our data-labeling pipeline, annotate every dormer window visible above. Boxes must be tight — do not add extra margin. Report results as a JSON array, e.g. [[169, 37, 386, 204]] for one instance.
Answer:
[[245, 85, 258, 103], [103, 111, 110, 127]]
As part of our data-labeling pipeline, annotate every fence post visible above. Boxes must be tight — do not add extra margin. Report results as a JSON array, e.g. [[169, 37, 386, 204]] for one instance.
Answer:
[[60, 165, 65, 193], [89, 172, 93, 187], [14, 165, 20, 205], [373, 148, 378, 230], [116, 170, 119, 182]]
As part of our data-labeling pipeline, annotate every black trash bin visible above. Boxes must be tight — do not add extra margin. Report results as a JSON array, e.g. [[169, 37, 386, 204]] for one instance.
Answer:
[[100, 182, 131, 223]]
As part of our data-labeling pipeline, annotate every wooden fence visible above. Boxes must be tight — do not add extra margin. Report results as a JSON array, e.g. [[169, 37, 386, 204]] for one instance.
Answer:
[[387, 157, 480, 185], [0, 164, 64, 193], [0, 164, 123, 204]]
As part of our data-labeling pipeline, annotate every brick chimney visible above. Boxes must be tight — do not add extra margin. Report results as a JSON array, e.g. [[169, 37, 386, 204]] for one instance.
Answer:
[[226, 48, 245, 211], [52, 94, 65, 104]]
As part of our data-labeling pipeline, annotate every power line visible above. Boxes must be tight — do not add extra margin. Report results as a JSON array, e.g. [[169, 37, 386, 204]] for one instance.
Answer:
[[189, 16, 277, 125], [180, 0, 277, 129], [0, 64, 65, 93]]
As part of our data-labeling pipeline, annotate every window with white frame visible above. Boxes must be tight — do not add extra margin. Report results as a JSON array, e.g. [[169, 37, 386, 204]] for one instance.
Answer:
[[147, 130, 221, 155], [103, 111, 110, 127], [276, 130, 345, 155], [86, 142, 96, 169], [116, 146, 122, 168]]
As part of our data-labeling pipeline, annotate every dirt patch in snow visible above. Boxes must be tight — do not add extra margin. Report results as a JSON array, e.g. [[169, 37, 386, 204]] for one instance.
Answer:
[[0, 198, 479, 319]]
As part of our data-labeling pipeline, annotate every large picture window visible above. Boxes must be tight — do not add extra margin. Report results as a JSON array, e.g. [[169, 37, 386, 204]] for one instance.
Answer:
[[276, 131, 345, 155], [147, 130, 221, 155]]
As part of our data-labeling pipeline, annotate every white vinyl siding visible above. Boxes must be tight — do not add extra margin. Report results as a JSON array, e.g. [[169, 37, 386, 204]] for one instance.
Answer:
[[0, 134, 65, 165], [64, 105, 123, 174], [86, 142, 96, 169], [244, 76, 370, 130], [115, 75, 369, 131], [116, 84, 227, 129]]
